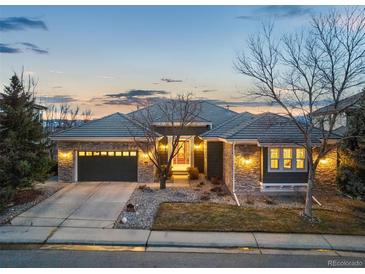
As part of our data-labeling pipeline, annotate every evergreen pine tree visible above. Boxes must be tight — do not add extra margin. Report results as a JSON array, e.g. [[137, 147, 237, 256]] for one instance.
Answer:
[[337, 91, 365, 200], [0, 74, 50, 207]]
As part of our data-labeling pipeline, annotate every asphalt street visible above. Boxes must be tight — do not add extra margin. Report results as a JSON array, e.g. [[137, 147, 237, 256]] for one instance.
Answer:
[[0, 250, 364, 267]]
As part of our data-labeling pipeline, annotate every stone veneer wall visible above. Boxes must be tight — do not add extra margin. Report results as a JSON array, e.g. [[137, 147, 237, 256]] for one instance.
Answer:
[[234, 144, 261, 193], [314, 145, 338, 193], [57, 141, 154, 183], [222, 142, 233, 192]]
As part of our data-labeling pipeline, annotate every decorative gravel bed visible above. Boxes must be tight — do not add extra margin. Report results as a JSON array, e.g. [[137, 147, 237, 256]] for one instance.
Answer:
[[116, 180, 236, 229], [0, 181, 66, 225]]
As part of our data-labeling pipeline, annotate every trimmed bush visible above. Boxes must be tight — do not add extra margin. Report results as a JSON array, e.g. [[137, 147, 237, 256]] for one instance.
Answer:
[[187, 167, 199, 180]]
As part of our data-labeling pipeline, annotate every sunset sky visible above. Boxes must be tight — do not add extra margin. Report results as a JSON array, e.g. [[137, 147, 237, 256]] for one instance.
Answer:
[[0, 5, 341, 118]]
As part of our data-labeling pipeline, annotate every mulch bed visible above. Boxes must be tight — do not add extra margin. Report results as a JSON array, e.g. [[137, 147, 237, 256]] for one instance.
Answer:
[[0, 182, 65, 225]]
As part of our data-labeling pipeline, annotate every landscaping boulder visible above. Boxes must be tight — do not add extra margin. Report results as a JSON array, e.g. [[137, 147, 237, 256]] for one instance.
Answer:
[[174, 191, 187, 198], [126, 203, 136, 212]]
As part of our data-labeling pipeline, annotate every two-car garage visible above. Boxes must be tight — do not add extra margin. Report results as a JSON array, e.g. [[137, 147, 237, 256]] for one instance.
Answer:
[[77, 151, 138, 182]]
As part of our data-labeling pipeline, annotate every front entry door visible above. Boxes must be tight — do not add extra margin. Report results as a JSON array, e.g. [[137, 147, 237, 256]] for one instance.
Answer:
[[173, 140, 190, 170]]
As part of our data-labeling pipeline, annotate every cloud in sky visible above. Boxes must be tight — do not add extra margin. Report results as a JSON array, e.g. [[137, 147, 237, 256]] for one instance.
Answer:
[[0, 16, 48, 31], [0, 42, 48, 54], [105, 89, 169, 98], [236, 5, 313, 20], [49, 70, 64, 74], [201, 89, 217, 93], [0, 43, 21, 54], [97, 75, 114, 79], [103, 97, 164, 106], [103, 89, 169, 106], [161, 77, 183, 83], [19, 42, 48, 54], [38, 95, 77, 104]]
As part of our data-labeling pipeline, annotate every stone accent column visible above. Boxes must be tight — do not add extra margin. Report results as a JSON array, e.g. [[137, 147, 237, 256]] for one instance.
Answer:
[[137, 149, 155, 183], [223, 142, 233, 192], [234, 145, 261, 194], [57, 148, 74, 183], [314, 145, 338, 193]]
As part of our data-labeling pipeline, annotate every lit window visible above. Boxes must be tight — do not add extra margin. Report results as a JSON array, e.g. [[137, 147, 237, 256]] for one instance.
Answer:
[[100, 151, 107, 156], [283, 148, 292, 169], [79, 151, 85, 156], [86, 151, 92, 156], [268, 147, 307, 172], [123, 151, 129, 156], [270, 148, 280, 169], [93, 152, 100, 156], [130, 151, 137, 156], [108, 152, 114, 156], [271, 159, 279, 169], [115, 152, 122, 156], [296, 148, 305, 169]]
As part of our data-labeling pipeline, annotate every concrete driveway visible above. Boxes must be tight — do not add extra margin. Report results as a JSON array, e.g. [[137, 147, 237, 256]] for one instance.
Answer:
[[10, 182, 137, 228]]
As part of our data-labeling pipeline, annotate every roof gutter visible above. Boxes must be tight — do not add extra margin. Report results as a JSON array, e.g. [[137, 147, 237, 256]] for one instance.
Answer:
[[50, 137, 148, 142]]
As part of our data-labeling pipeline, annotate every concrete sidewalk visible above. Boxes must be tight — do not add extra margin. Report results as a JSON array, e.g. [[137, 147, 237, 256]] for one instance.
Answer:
[[1, 225, 364, 253]]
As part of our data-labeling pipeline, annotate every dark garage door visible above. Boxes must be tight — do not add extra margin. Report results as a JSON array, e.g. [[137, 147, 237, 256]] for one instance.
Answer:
[[77, 151, 138, 181]]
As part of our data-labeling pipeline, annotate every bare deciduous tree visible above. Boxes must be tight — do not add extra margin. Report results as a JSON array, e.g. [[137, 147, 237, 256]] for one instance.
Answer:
[[235, 8, 365, 220], [82, 109, 92, 123], [130, 93, 201, 189]]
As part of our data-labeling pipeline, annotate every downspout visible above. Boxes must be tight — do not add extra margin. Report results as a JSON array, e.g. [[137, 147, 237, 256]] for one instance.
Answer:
[[232, 141, 240, 206]]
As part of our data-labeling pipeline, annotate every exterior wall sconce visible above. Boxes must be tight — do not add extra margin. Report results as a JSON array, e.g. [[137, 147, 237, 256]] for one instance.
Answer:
[[194, 144, 201, 150], [160, 144, 168, 151], [320, 158, 328, 164], [240, 157, 252, 166], [60, 151, 72, 160], [143, 152, 149, 163]]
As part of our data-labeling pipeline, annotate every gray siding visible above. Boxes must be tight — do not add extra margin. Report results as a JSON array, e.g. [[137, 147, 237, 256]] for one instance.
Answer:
[[262, 148, 308, 184], [207, 141, 223, 180]]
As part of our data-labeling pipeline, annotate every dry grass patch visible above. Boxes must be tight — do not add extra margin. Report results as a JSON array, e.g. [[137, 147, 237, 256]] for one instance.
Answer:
[[153, 202, 365, 235]]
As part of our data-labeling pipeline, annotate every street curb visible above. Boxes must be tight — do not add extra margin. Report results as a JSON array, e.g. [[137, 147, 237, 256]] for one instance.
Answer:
[[1, 226, 365, 253]]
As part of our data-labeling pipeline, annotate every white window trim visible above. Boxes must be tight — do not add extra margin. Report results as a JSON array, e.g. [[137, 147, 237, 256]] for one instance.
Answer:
[[267, 146, 307, 173]]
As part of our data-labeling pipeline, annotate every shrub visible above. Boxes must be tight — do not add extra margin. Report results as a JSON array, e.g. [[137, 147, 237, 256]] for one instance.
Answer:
[[337, 94, 365, 200], [187, 167, 199, 180], [211, 177, 221, 185]]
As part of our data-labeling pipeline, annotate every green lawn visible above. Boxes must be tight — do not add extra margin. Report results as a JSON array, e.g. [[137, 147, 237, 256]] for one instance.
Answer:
[[152, 202, 365, 235]]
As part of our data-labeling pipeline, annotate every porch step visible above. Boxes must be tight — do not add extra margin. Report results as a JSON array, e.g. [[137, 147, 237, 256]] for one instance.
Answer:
[[172, 170, 189, 176]]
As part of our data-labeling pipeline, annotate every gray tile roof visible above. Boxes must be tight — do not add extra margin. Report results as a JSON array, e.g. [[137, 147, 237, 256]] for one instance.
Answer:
[[128, 100, 237, 127], [202, 112, 256, 138], [313, 91, 365, 115], [52, 112, 147, 138], [203, 112, 340, 143]]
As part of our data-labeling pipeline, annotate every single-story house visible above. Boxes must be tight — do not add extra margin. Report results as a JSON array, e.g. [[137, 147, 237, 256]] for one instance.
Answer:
[[52, 101, 339, 194]]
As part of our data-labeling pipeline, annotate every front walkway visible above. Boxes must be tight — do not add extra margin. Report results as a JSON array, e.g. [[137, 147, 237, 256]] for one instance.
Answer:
[[9, 182, 137, 228]]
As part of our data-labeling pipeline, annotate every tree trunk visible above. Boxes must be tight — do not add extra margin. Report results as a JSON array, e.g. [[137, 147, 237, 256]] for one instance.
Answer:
[[160, 174, 167, 190], [304, 165, 315, 218]]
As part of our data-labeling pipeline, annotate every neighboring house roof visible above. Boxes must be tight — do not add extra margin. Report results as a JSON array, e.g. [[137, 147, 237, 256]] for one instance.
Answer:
[[313, 91, 365, 116], [203, 112, 340, 144], [333, 126, 347, 137], [128, 100, 237, 128], [52, 112, 147, 139], [34, 103, 47, 110]]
